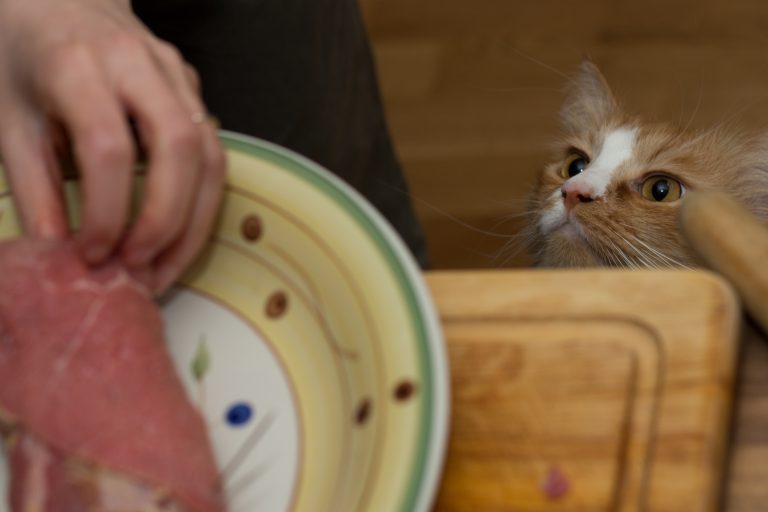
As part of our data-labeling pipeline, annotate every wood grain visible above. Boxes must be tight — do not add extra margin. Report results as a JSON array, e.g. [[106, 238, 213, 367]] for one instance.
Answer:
[[359, 0, 768, 269], [728, 322, 768, 512], [426, 269, 740, 511]]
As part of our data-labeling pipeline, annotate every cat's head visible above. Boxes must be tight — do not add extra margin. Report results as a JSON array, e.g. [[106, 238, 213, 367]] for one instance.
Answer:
[[527, 61, 768, 268]]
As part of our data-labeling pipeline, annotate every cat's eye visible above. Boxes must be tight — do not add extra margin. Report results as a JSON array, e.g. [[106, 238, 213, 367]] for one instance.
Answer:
[[641, 175, 683, 202], [561, 153, 589, 179]]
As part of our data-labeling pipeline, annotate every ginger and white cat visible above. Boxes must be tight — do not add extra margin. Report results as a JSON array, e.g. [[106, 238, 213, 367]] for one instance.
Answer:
[[527, 61, 768, 268]]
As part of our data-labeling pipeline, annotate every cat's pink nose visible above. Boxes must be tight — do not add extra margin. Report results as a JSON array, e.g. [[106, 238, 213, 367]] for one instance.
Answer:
[[561, 182, 596, 212]]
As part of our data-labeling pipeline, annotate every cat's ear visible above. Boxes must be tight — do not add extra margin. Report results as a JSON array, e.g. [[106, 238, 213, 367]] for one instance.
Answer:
[[560, 61, 618, 132]]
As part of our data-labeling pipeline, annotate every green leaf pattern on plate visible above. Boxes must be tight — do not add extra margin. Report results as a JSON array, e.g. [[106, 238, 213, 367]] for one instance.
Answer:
[[191, 336, 211, 382]]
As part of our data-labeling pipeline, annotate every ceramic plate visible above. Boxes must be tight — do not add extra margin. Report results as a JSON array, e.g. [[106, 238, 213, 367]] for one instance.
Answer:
[[0, 132, 449, 511]]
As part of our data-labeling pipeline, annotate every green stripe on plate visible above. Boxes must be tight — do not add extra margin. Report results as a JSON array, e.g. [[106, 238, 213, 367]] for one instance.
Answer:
[[220, 133, 434, 512]]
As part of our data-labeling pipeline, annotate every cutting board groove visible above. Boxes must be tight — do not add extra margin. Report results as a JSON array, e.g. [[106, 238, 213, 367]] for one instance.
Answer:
[[427, 270, 740, 512]]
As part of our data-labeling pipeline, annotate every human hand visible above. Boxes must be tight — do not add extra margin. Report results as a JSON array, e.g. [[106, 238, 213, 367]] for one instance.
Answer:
[[0, 0, 225, 292]]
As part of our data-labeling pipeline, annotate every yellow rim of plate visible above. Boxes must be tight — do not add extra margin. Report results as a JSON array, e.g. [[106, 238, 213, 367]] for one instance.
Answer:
[[218, 131, 449, 512]]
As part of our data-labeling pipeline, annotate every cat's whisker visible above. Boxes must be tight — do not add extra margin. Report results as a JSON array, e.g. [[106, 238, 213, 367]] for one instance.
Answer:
[[590, 223, 641, 268], [482, 194, 541, 209], [604, 236, 633, 267], [493, 229, 534, 267], [626, 245, 658, 268], [613, 251, 629, 268], [603, 251, 618, 267], [597, 242, 620, 267], [599, 222, 661, 269], [586, 229, 618, 266], [711, 102, 752, 134], [601, 224, 657, 269], [637, 244, 674, 269], [629, 234, 694, 270], [636, 247, 670, 268], [600, 235, 624, 267], [513, 49, 574, 84], [415, 202, 519, 239], [472, 86, 563, 94], [618, 246, 640, 268], [615, 252, 633, 268], [377, 180, 521, 238], [484, 210, 534, 241], [493, 209, 539, 221], [493, 236, 522, 263], [681, 81, 704, 134], [677, 78, 687, 128], [612, 222, 695, 270], [604, 237, 633, 268], [616, 233, 661, 269]]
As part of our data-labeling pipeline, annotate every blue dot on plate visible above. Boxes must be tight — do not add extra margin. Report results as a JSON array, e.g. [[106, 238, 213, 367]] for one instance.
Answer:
[[226, 403, 253, 427]]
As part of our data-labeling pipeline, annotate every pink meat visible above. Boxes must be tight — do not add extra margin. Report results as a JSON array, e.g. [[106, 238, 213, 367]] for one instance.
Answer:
[[0, 238, 225, 511]]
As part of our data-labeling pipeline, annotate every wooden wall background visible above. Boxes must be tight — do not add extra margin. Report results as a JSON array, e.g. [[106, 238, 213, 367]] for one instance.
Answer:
[[359, 0, 768, 269]]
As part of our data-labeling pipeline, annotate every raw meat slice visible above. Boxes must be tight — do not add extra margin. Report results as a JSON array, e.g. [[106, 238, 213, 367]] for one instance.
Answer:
[[0, 238, 225, 511]]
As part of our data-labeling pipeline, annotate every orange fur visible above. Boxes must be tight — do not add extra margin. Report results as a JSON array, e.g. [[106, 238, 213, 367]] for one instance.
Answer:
[[526, 61, 768, 268]]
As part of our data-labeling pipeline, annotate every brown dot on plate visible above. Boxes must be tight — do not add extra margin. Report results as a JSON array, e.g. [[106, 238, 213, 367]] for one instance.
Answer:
[[266, 291, 288, 319], [241, 215, 263, 242], [394, 380, 418, 402], [355, 399, 372, 425]]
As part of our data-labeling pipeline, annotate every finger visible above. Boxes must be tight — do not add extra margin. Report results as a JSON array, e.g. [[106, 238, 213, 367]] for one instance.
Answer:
[[0, 107, 68, 238], [43, 44, 135, 262], [149, 40, 201, 94], [153, 129, 226, 293], [185, 64, 201, 94], [147, 42, 227, 290], [109, 44, 204, 267], [46, 120, 69, 162]]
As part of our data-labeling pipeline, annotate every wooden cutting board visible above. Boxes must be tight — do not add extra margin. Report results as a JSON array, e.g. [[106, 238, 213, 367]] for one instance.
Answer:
[[426, 269, 741, 512]]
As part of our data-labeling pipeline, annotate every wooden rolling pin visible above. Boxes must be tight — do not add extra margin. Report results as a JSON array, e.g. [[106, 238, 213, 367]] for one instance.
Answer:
[[680, 191, 768, 331]]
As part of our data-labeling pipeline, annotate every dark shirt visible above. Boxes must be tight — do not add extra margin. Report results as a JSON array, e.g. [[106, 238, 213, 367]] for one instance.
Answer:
[[131, 0, 428, 266]]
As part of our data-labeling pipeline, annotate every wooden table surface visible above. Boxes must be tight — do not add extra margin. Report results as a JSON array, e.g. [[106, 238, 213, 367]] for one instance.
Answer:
[[427, 270, 765, 511], [725, 323, 768, 511]]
